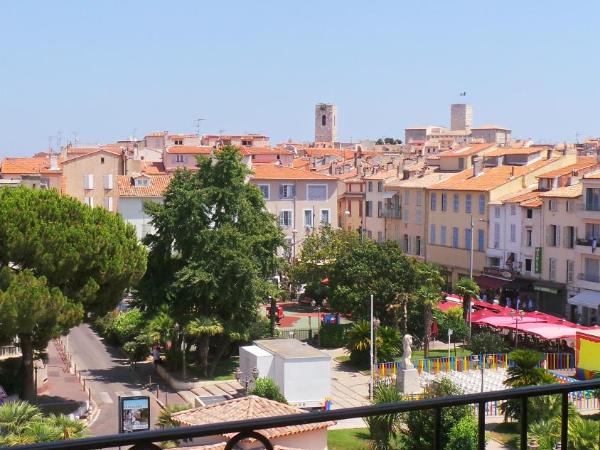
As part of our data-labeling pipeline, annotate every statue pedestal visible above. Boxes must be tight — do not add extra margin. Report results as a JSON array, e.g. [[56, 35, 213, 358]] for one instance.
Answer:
[[396, 368, 420, 395]]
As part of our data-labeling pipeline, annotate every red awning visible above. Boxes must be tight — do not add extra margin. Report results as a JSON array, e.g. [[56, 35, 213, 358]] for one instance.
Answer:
[[474, 275, 510, 290], [321, 277, 329, 286]]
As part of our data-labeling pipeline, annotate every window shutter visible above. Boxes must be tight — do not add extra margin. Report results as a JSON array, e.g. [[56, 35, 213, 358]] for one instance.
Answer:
[[546, 226, 552, 246], [563, 226, 568, 247], [279, 212, 285, 226], [279, 185, 284, 199], [291, 185, 296, 198], [556, 226, 560, 247]]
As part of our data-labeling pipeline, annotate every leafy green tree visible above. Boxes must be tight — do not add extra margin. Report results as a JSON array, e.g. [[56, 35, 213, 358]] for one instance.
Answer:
[[400, 378, 475, 450], [0, 187, 146, 400], [437, 307, 469, 346], [248, 378, 287, 404], [467, 330, 508, 354], [327, 240, 419, 325], [185, 317, 224, 377], [138, 146, 283, 377], [454, 278, 480, 323], [366, 384, 403, 450], [413, 263, 444, 357], [446, 414, 479, 450]]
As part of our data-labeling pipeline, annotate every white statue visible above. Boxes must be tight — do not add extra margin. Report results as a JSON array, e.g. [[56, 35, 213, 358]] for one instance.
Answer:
[[400, 334, 414, 369]]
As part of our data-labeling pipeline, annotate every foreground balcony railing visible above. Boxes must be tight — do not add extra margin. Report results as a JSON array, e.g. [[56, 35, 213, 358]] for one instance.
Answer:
[[9, 379, 600, 450]]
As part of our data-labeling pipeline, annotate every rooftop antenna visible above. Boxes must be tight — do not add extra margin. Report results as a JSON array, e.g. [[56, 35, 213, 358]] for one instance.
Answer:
[[57, 131, 62, 152], [195, 118, 205, 136], [48, 136, 54, 154], [576, 132, 581, 144], [72, 131, 79, 145]]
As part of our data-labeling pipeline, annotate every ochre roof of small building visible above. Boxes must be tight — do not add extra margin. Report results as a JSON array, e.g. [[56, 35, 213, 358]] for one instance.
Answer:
[[363, 168, 399, 181], [251, 164, 336, 180], [171, 395, 334, 440], [583, 169, 600, 179], [539, 184, 583, 198], [0, 156, 59, 174], [117, 174, 172, 197], [387, 171, 454, 189], [165, 145, 213, 155], [429, 158, 559, 192], [240, 146, 293, 156], [499, 188, 540, 204]]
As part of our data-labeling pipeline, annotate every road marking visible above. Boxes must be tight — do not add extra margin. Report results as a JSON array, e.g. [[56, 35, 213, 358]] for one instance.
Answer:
[[98, 392, 113, 404], [130, 390, 143, 396]]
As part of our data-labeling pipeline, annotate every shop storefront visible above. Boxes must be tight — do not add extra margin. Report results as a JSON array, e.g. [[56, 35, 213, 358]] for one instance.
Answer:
[[533, 280, 566, 317]]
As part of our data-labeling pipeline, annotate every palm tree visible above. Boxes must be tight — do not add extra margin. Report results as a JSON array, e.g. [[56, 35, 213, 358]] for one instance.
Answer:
[[147, 305, 175, 347], [46, 414, 87, 440], [454, 277, 480, 324], [502, 349, 555, 421], [345, 320, 371, 368], [0, 401, 42, 435], [366, 383, 403, 450], [416, 263, 444, 357], [185, 316, 224, 377], [416, 286, 441, 358]]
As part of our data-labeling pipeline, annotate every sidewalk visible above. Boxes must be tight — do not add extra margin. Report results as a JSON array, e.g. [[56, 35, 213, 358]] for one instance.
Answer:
[[36, 340, 89, 416], [132, 360, 191, 408]]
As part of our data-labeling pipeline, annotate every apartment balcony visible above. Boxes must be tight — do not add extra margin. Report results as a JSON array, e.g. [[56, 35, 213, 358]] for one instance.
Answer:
[[382, 206, 401, 219], [483, 266, 519, 280], [575, 272, 600, 291], [20, 380, 600, 450], [576, 202, 600, 220], [575, 238, 598, 255]]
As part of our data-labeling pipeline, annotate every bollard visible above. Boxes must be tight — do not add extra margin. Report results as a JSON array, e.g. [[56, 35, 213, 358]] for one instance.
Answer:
[[165, 392, 168, 406], [82, 378, 86, 391], [88, 388, 91, 403], [156, 384, 160, 398]]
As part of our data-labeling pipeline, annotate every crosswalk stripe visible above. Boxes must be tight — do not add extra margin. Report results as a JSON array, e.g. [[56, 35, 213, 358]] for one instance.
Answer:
[[98, 392, 113, 404], [130, 390, 143, 396]]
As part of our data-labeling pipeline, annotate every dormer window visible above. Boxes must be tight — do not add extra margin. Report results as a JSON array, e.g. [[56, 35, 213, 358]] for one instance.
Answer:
[[134, 178, 149, 187], [174, 139, 183, 145]]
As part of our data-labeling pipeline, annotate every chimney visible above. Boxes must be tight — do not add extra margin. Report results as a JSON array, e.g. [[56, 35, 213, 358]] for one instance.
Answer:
[[511, 165, 515, 177], [49, 153, 59, 171], [472, 156, 483, 177], [403, 169, 410, 180], [546, 148, 553, 160]]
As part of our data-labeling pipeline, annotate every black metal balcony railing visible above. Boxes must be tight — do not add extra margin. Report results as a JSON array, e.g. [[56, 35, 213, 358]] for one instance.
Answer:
[[9, 379, 600, 450], [382, 206, 401, 219]]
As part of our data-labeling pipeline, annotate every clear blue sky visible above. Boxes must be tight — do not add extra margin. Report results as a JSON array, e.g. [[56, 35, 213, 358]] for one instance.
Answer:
[[1, 1, 599, 156]]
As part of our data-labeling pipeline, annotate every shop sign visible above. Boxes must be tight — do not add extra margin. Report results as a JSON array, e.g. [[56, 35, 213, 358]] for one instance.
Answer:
[[533, 285, 559, 294], [534, 247, 542, 273]]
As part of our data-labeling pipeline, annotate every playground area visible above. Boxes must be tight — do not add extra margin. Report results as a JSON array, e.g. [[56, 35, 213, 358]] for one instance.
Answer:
[[274, 303, 353, 331]]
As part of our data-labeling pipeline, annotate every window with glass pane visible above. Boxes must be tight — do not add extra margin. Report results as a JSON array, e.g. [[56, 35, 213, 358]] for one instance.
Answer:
[[304, 209, 313, 227], [477, 229, 485, 251], [280, 184, 295, 199], [430, 224, 436, 245], [479, 194, 485, 214], [258, 184, 270, 198], [279, 210, 292, 227], [465, 228, 472, 250], [465, 194, 472, 213], [440, 225, 447, 246], [307, 185, 326, 200], [586, 188, 600, 211], [494, 206, 500, 218], [416, 191, 423, 206], [441, 193, 447, 211], [453, 194, 459, 212], [494, 222, 500, 248], [510, 224, 516, 242], [431, 193, 437, 211], [452, 227, 459, 248], [586, 223, 600, 239], [585, 258, 600, 282], [320, 209, 329, 224]]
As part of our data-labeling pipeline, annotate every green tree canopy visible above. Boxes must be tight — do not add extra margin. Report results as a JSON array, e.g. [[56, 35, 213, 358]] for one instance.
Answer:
[[454, 277, 480, 322], [0, 187, 146, 400], [138, 146, 284, 376]]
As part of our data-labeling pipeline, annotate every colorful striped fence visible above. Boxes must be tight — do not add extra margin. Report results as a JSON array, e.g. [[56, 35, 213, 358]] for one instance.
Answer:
[[376, 352, 574, 377]]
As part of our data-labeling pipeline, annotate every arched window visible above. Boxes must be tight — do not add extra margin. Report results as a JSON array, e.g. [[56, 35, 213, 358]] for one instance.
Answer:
[[322, 114, 326, 126]]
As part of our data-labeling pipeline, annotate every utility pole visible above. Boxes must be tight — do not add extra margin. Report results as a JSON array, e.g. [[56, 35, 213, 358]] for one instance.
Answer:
[[369, 294, 374, 400], [469, 214, 474, 279], [269, 296, 277, 337]]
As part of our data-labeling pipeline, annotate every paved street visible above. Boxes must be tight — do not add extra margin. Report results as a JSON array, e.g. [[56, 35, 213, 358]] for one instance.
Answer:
[[66, 324, 180, 436]]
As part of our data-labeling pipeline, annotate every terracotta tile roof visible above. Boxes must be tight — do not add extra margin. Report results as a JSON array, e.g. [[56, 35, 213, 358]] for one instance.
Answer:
[[429, 158, 560, 192], [117, 174, 172, 197], [292, 159, 310, 170], [141, 161, 166, 174], [0, 157, 55, 174], [177, 444, 301, 450], [437, 143, 496, 158], [251, 164, 337, 180], [364, 168, 399, 181], [484, 147, 546, 157], [535, 157, 598, 178], [337, 169, 360, 180], [204, 134, 269, 140], [499, 188, 538, 203], [166, 145, 213, 155], [145, 131, 166, 137], [240, 146, 293, 156], [539, 184, 583, 198], [387, 171, 454, 188], [304, 147, 355, 159], [171, 396, 334, 441], [520, 198, 543, 208]]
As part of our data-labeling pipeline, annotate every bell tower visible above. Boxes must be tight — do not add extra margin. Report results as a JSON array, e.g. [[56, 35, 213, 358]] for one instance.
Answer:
[[314, 103, 337, 143]]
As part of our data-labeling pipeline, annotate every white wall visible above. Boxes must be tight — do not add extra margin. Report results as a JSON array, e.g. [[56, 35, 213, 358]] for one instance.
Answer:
[[118, 197, 161, 241], [282, 357, 331, 407]]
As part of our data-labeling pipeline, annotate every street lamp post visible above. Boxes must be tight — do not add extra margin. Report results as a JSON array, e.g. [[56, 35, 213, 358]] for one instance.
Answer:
[[469, 214, 474, 279], [369, 294, 374, 400], [447, 329, 453, 361], [511, 310, 525, 349], [174, 323, 186, 381]]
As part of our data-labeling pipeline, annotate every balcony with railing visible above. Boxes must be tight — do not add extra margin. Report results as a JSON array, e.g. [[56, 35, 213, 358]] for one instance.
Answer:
[[11, 379, 600, 450]]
